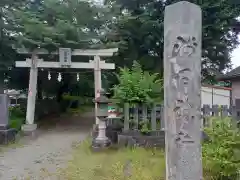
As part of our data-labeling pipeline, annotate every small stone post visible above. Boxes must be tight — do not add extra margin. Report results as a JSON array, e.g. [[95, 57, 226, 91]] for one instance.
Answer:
[[164, 1, 202, 180]]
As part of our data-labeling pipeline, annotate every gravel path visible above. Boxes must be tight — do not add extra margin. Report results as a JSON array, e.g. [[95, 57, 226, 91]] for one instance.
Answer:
[[0, 110, 94, 180]]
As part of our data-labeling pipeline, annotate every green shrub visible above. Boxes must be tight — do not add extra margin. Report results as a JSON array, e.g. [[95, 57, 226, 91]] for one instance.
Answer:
[[9, 118, 24, 131], [112, 61, 163, 105], [61, 94, 93, 113], [9, 105, 25, 118], [203, 117, 240, 179], [8, 105, 25, 131], [61, 94, 81, 112]]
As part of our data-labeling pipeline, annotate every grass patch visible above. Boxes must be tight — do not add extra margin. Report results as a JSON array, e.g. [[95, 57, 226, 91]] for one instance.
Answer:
[[59, 139, 165, 180]]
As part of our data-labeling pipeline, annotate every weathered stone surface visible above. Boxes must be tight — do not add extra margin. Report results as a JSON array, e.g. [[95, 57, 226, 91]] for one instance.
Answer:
[[92, 124, 122, 144], [106, 125, 122, 143], [92, 138, 111, 152], [118, 134, 129, 147], [21, 124, 38, 138], [164, 1, 202, 180], [0, 128, 17, 144], [0, 94, 18, 144], [0, 94, 9, 128]]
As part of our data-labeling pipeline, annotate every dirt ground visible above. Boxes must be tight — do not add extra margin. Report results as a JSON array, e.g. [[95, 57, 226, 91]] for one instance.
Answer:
[[0, 109, 94, 180]]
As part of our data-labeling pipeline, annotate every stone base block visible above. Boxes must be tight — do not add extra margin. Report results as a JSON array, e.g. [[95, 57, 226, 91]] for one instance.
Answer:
[[21, 124, 38, 138], [92, 138, 111, 152], [0, 128, 18, 145], [92, 124, 123, 144]]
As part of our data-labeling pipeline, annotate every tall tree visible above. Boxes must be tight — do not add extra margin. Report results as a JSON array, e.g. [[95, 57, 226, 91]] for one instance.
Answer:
[[105, 0, 240, 81], [12, 0, 111, 50], [9, 0, 112, 96], [0, 0, 28, 92]]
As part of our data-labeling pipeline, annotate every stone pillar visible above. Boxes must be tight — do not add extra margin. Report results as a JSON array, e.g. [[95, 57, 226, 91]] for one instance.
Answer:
[[22, 52, 38, 136], [0, 94, 9, 129], [94, 56, 102, 125], [164, 1, 202, 180], [0, 94, 17, 144]]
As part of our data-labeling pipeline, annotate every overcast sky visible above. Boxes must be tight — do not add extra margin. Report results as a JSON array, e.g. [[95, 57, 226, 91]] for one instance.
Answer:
[[232, 40, 240, 69]]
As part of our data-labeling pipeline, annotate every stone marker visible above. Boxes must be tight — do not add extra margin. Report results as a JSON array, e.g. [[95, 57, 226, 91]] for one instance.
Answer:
[[164, 1, 202, 180], [0, 94, 17, 144], [0, 94, 9, 127]]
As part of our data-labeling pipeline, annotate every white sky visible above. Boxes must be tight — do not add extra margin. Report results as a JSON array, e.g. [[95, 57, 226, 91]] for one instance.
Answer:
[[231, 35, 240, 69], [232, 46, 240, 68]]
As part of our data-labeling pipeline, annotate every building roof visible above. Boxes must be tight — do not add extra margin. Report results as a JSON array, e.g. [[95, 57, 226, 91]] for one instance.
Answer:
[[4, 89, 21, 95], [217, 66, 240, 80], [202, 84, 232, 91]]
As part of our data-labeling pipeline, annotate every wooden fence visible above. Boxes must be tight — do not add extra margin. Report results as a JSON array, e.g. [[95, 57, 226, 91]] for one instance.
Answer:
[[118, 103, 240, 131]]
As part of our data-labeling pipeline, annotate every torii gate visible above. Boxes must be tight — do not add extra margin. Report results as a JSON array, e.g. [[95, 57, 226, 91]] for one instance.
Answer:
[[15, 48, 118, 135]]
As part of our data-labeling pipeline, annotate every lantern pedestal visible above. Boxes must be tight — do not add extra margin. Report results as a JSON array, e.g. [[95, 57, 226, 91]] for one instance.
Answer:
[[92, 119, 111, 151], [92, 137, 111, 150]]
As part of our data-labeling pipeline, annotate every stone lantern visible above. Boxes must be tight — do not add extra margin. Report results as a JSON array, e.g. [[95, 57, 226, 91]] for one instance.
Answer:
[[92, 90, 111, 150]]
